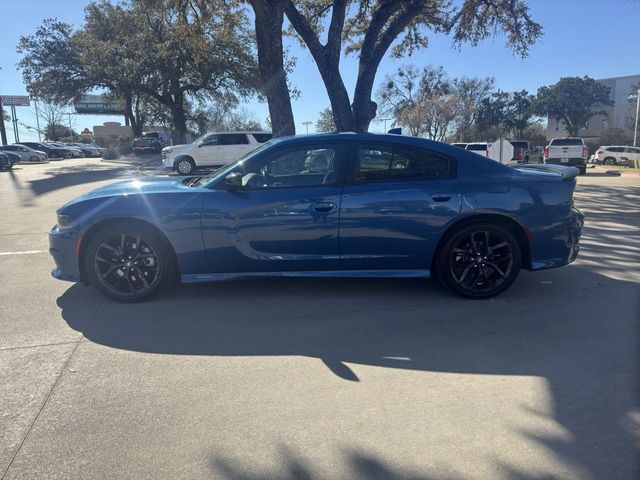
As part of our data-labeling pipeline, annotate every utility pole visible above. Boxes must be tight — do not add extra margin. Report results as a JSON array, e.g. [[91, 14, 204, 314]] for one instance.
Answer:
[[302, 121, 312, 134], [379, 118, 391, 132], [33, 98, 42, 141], [630, 88, 640, 147], [0, 96, 7, 145]]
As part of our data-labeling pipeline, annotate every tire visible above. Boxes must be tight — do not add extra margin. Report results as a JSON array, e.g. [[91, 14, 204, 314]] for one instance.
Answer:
[[603, 157, 616, 166], [437, 223, 521, 299], [85, 222, 175, 302], [578, 166, 587, 175], [174, 157, 195, 175]]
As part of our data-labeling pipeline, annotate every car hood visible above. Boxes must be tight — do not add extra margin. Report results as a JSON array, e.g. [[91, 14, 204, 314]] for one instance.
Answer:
[[62, 177, 191, 207]]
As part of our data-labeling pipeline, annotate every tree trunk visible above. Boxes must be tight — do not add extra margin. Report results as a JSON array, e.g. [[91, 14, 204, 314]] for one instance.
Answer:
[[250, 0, 295, 137], [124, 95, 143, 137], [170, 92, 187, 144]]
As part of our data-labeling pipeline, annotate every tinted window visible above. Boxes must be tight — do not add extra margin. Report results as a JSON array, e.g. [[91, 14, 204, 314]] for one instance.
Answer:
[[550, 138, 583, 146], [239, 144, 343, 189], [253, 133, 272, 143], [142, 132, 159, 138], [201, 135, 219, 146], [355, 144, 452, 182], [220, 134, 249, 145], [511, 142, 528, 149], [466, 144, 488, 151], [628, 147, 640, 154]]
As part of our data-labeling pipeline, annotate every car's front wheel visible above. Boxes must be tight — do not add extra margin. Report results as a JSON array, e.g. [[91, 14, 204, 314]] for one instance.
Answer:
[[85, 222, 175, 302], [175, 157, 195, 175], [437, 223, 521, 299]]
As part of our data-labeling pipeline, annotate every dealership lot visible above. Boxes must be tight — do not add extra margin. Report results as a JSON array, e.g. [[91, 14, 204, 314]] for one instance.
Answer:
[[0, 159, 638, 479]]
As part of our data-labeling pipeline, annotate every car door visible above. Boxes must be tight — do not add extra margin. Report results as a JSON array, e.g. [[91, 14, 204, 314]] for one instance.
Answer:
[[339, 142, 462, 271], [200, 142, 347, 273], [193, 134, 225, 166]]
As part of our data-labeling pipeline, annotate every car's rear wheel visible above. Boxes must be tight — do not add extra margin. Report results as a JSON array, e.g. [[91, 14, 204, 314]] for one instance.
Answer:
[[604, 157, 616, 165], [85, 223, 174, 302], [175, 157, 195, 175], [437, 223, 521, 299]]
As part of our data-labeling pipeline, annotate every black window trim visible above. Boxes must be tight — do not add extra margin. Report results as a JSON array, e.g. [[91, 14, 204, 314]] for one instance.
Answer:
[[345, 141, 457, 185]]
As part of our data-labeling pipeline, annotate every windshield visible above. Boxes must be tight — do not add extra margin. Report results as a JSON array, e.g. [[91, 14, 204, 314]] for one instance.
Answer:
[[550, 138, 583, 146], [192, 138, 282, 188]]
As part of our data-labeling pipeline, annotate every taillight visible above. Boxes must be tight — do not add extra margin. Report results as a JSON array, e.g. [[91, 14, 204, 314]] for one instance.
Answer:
[[597, 150, 603, 154], [544, 147, 549, 158], [582, 146, 588, 158], [518, 149, 525, 159]]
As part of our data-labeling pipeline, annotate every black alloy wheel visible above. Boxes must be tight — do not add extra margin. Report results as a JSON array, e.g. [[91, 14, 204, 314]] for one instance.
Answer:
[[438, 224, 521, 299], [86, 223, 174, 302]]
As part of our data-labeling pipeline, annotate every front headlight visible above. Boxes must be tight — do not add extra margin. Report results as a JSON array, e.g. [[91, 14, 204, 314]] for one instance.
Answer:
[[57, 212, 73, 228]]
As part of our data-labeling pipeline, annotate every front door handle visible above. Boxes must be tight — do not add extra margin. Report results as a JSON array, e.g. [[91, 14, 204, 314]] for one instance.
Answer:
[[312, 202, 335, 212], [431, 194, 451, 202]]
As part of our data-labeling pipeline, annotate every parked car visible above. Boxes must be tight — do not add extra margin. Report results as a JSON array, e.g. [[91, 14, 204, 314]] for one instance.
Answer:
[[2, 150, 22, 165], [0, 144, 48, 163], [18, 142, 70, 159], [465, 143, 490, 156], [544, 138, 588, 175], [0, 151, 14, 170], [63, 142, 101, 157], [132, 131, 170, 153], [50, 133, 584, 302], [162, 131, 273, 174], [48, 142, 82, 158], [592, 145, 640, 166], [509, 140, 543, 163]]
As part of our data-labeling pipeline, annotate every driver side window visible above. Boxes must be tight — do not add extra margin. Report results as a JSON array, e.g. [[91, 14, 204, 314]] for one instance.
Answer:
[[240, 144, 344, 189]]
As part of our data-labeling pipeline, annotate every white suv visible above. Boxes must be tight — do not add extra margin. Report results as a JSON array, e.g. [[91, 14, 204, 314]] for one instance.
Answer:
[[162, 131, 272, 174], [593, 146, 640, 166]]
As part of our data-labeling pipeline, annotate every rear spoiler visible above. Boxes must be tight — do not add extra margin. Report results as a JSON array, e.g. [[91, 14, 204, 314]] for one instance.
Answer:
[[510, 164, 579, 181]]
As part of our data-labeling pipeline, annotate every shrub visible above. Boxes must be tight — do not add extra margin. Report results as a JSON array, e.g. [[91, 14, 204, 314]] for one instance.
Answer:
[[102, 148, 120, 160]]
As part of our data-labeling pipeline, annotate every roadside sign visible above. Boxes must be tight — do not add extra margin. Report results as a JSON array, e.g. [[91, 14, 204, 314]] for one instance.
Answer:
[[488, 138, 514, 164], [0, 95, 30, 106], [74, 94, 125, 115]]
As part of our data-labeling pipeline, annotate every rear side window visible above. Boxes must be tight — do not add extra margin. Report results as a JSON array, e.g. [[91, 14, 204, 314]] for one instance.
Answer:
[[354, 144, 453, 182], [550, 138, 584, 146], [466, 144, 487, 151], [219, 134, 249, 145], [252, 133, 272, 143]]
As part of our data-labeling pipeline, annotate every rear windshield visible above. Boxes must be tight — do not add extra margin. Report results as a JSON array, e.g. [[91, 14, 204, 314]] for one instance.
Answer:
[[511, 142, 528, 149], [142, 132, 159, 138], [466, 144, 487, 151], [550, 138, 583, 146], [253, 133, 273, 143]]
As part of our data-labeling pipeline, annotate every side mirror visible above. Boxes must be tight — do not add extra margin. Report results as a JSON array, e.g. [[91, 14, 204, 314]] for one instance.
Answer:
[[224, 172, 243, 189]]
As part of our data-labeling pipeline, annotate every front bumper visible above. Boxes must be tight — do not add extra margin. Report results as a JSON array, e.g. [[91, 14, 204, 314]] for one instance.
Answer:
[[49, 225, 82, 282]]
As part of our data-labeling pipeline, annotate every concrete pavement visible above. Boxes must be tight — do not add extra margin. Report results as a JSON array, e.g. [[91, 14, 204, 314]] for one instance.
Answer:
[[0, 159, 638, 479]]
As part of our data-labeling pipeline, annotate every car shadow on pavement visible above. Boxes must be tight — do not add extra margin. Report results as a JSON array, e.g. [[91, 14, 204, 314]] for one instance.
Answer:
[[55, 181, 639, 479]]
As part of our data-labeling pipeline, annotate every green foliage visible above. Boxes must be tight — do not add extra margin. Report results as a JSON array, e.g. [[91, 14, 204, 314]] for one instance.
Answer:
[[476, 89, 535, 139], [533, 76, 613, 136], [315, 107, 336, 133], [45, 124, 75, 141], [101, 148, 120, 160]]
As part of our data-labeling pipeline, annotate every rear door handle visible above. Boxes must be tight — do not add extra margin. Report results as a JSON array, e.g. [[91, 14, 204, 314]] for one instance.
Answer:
[[431, 194, 451, 202], [312, 202, 335, 212]]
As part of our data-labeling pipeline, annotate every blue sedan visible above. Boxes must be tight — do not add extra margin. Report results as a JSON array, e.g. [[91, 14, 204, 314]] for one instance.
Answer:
[[49, 133, 584, 302]]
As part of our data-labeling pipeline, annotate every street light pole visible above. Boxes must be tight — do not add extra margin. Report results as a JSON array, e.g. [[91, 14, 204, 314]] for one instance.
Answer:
[[633, 89, 640, 147], [302, 121, 312, 134]]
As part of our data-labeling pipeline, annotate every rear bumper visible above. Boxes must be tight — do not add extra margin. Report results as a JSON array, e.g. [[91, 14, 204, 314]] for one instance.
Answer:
[[529, 205, 584, 270], [49, 225, 82, 282], [545, 158, 586, 167]]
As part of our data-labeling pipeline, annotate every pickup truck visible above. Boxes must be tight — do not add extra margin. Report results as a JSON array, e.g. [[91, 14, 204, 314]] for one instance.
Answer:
[[510, 140, 543, 163], [132, 131, 170, 153], [544, 138, 588, 175]]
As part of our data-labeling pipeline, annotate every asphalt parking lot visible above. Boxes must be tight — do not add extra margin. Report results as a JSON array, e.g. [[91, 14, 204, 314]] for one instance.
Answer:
[[0, 158, 638, 480]]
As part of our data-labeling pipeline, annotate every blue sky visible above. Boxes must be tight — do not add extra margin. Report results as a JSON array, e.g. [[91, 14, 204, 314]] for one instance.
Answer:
[[1, 0, 638, 141]]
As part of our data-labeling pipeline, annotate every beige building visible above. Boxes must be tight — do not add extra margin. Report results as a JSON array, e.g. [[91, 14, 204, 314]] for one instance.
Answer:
[[545, 74, 639, 140]]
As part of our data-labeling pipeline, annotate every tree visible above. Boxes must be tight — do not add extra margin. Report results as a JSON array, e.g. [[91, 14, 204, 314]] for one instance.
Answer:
[[283, 0, 541, 133], [476, 89, 535, 139], [451, 76, 495, 141], [377, 65, 459, 140], [18, 0, 259, 144], [39, 102, 70, 141], [533, 76, 613, 136], [249, 0, 296, 137], [315, 107, 336, 132], [45, 124, 75, 141]]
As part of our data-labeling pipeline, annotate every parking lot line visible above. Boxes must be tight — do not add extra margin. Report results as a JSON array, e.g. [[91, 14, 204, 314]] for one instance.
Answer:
[[0, 250, 45, 256]]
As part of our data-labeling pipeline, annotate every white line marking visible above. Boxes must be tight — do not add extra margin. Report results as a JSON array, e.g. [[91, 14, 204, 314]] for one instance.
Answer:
[[0, 250, 45, 256]]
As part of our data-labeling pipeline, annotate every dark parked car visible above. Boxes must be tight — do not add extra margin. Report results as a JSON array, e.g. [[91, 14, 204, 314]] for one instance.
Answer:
[[132, 131, 170, 153], [0, 151, 12, 170], [510, 140, 543, 163], [50, 133, 584, 302], [18, 142, 70, 159], [1, 150, 22, 165]]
